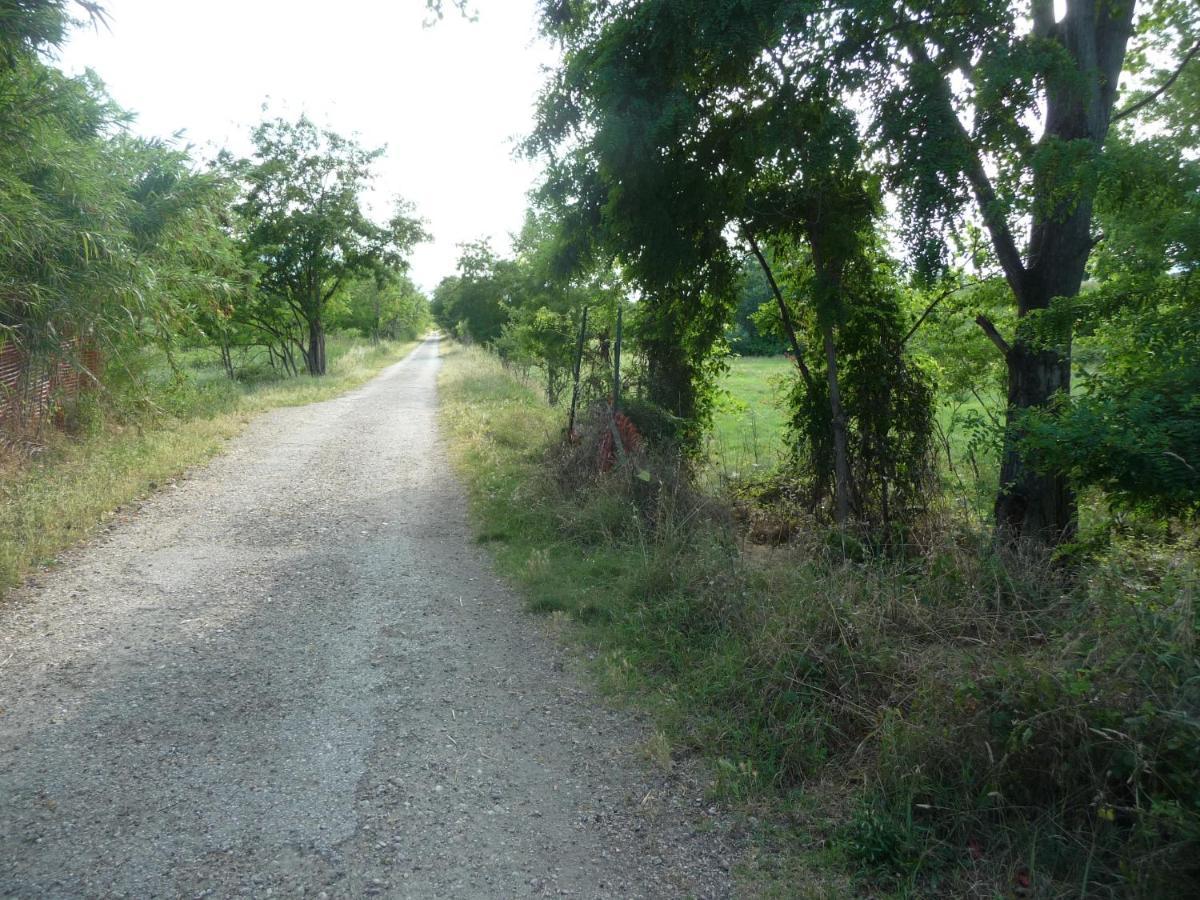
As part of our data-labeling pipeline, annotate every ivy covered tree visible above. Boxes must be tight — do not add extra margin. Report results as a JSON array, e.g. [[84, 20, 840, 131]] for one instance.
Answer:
[[226, 116, 427, 375], [528, 0, 936, 519], [529, 0, 1197, 544]]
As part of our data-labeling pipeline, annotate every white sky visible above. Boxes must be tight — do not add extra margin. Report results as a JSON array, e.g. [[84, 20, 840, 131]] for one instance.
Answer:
[[59, 1, 556, 292]]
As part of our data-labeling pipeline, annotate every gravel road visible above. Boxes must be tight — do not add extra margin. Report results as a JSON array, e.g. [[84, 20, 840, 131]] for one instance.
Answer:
[[0, 337, 736, 898]]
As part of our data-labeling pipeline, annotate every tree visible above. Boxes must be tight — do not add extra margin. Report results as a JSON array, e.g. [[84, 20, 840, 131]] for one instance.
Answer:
[[330, 270, 430, 343], [1016, 104, 1200, 516], [228, 116, 427, 375], [0, 8, 238, 393], [532, 0, 1197, 544], [529, 0, 935, 512], [837, 0, 1196, 543], [429, 240, 512, 345]]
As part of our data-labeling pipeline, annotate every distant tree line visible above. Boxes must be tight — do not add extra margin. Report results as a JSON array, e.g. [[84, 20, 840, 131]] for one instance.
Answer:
[[1, 1, 430, 418]]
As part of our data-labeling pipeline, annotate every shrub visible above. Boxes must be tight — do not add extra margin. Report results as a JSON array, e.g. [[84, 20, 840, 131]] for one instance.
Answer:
[[440, 343, 1200, 897]]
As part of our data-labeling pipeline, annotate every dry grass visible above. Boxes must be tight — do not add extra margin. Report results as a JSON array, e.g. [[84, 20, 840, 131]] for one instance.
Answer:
[[440, 341, 1200, 898], [1, 336, 419, 595]]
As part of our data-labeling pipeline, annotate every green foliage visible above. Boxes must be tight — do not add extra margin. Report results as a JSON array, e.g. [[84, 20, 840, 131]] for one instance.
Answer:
[[430, 240, 511, 345], [224, 115, 427, 375], [529, 0, 937, 509], [1022, 274, 1200, 516], [1007, 98, 1200, 518], [329, 271, 430, 342], [0, 20, 244, 399], [0, 1, 103, 66], [442, 344, 1200, 897], [728, 260, 784, 356], [528, 0, 1200, 543]]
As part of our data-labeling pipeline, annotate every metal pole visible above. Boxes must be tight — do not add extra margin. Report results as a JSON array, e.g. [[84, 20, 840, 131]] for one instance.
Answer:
[[567, 306, 588, 438], [608, 304, 628, 468], [612, 304, 623, 414]]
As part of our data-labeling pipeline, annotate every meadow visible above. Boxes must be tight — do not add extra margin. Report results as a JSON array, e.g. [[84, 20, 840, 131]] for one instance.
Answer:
[[709, 355, 792, 471]]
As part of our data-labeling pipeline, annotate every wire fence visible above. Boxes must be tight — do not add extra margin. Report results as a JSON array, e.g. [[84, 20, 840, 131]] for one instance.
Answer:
[[0, 339, 102, 437]]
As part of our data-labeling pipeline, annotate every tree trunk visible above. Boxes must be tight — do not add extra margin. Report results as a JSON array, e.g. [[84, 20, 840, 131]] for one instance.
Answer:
[[822, 324, 852, 526], [219, 336, 235, 380], [995, 342, 1076, 542], [990, 0, 1134, 544], [994, 185, 1094, 544], [307, 317, 326, 376]]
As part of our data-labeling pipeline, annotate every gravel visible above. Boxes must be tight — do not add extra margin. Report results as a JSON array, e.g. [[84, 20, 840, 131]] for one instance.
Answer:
[[0, 337, 737, 898]]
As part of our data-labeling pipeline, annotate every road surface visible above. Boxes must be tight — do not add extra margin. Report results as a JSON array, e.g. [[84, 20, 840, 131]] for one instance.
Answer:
[[0, 337, 734, 898]]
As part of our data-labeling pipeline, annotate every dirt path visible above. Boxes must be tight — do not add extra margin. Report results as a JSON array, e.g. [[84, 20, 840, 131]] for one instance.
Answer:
[[0, 338, 735, 899]]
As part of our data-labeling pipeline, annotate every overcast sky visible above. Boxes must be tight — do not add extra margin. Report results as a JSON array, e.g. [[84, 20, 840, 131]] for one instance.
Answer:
[[59, 1, 556, 292]]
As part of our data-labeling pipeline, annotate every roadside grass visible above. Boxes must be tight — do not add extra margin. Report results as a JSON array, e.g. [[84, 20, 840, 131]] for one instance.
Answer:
[[0, 334, 419, 594], [440, 342, 1200, 898]]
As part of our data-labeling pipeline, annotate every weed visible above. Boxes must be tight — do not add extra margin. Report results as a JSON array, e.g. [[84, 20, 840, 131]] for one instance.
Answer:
[[439, 342, 1200, 897]]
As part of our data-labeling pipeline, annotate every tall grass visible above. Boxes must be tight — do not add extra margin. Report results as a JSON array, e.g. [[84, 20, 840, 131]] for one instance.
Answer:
[[0, 335, 419, 593], [440, 343, 1200, 898]]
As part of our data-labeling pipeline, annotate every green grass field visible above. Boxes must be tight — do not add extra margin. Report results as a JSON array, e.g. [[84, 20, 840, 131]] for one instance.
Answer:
[[711, 354, 1002, 511], [709, 355, 792, 471], [1, 334, 419, 594]]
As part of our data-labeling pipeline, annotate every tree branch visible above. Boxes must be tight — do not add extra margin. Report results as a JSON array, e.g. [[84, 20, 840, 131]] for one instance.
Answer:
[[321, 272, 347, 304], [906, 38, 1027, 298], [902, 280, 980, 344], [975, 314, 1011, 356], [1112, 41, 1200, 123], [742, 225, 815, 390]]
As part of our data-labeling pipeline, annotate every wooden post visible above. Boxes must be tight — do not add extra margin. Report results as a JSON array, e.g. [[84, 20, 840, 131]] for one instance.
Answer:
[[612, 304, 623, 413], [567, 306, 588, 438], [608, 305, 628, 468]]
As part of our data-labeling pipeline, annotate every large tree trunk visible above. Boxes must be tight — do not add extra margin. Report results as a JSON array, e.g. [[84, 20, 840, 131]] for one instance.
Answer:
[[991, 0, 1134, 544], [307, 316, 326, 376], [995, 343, 1076, 542]]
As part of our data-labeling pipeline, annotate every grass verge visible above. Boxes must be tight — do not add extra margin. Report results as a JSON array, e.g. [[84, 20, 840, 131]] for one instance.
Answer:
[[1, 335, 419, 594], [440, 342, 1200, 898]]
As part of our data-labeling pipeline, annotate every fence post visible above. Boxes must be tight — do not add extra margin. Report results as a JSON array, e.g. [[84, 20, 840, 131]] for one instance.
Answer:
[[567, 306, 588, 439], [608, 304, 628, 468], [612, 304, 623, 413]]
